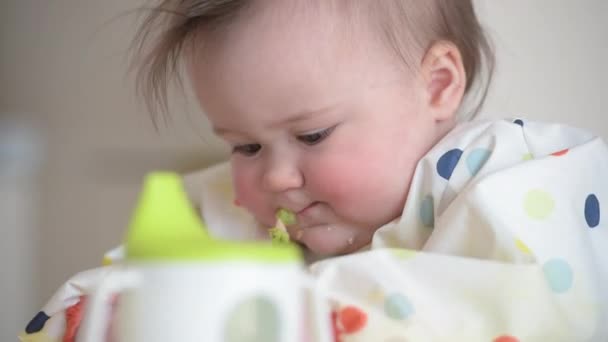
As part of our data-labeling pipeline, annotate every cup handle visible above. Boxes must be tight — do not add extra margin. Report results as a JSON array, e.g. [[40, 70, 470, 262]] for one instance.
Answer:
[[77, 268, 140, 342], [298, 273, 334, 342]]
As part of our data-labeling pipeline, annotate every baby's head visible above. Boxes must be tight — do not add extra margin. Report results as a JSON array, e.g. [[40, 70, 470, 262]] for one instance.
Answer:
[[134, 0, 493, 255]]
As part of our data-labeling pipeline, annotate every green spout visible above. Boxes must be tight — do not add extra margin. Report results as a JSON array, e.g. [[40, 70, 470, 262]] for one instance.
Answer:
[[125, 172, 209, 259]]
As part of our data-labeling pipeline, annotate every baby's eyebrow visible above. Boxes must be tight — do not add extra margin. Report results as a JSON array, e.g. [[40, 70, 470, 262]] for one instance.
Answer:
[[211, 125, 228, 135], [211, 125, 247, 139], [212, 103, 341, 136], [270, 104, 339, 128]]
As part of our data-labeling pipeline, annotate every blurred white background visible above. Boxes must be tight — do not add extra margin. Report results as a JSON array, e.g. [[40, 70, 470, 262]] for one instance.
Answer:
[[0, 0, 606, 339]]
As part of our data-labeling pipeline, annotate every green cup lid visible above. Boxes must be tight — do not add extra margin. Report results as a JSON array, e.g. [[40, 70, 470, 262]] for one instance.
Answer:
[[128, 238, 301, 263], [125, 172, 301, 263]]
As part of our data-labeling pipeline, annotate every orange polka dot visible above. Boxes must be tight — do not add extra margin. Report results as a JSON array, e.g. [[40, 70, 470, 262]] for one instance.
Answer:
[[339, 306, 368, 334], [64, 296, 87, 342], [494, 335, 519, 342], [551, 149, 569, 156]]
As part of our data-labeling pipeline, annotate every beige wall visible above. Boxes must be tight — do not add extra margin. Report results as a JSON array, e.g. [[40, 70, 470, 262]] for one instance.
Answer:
[[1, 0, 606, 339], [476, 1, 607, 129]]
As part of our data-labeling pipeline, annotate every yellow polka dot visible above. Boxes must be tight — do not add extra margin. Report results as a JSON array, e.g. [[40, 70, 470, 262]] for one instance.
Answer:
[[102, 256, 113, 266], [390, 249, 417, 260], [366, 288, 385, 304], [18, 331, 54, 342], [522, 153, 534, 161], [524, 189, 555, 220], [515, 239, 531, 254]]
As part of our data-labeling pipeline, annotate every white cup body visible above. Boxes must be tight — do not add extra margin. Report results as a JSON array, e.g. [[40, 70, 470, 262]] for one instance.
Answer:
[[111, 261, 303, 342]]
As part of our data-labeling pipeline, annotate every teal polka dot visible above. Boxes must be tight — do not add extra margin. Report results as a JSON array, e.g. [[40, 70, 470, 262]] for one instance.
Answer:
[[466, 148, 491, 176], [543, 258, 573, 293], [420, 195, 434, 228], [384, 293, 414, 320]]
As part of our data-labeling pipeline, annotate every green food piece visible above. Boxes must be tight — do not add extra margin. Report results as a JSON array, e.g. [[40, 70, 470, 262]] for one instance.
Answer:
[[276, 208, 297, 226], [268, 227, 290, 245]]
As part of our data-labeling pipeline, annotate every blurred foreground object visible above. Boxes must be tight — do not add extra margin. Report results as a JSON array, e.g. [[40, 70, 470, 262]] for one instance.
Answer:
[[1, 116, 44, 342]]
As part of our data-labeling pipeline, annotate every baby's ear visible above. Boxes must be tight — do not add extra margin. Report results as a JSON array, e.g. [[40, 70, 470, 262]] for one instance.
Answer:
[[419, 41, 466, 121]]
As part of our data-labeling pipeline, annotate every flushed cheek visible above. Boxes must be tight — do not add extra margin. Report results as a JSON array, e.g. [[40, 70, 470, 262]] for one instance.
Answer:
[[305, 150, 409, 225], [309, 166, 360, 202], [306, 159, 383, 214], [231, 165, 274, 225]]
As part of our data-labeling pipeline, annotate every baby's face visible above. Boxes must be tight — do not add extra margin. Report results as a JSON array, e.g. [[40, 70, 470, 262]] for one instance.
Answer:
[[189, 5, 446, 255]]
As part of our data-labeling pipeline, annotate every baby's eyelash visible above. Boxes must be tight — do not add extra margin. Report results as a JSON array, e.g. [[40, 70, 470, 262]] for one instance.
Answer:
[[232, 143, 261, 156], [297, 126, 336, 146], [230, 126, 336, 155]]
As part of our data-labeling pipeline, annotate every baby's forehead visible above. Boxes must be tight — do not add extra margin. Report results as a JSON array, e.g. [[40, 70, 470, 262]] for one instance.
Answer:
[[190, 17, 413, 120], [186, 1, 442, 124], [192, 2, 422, 89]]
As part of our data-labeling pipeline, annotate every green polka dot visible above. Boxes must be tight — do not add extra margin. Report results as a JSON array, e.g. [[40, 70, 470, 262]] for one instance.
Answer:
[[384, 293, 414, 320], [522, 153, 533, 161], [224, 295, 280, 342], [524, 189, 555, 220]]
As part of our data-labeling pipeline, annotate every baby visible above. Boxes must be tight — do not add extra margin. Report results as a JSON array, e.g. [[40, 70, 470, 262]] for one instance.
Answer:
[[141, 0, 493, 257], [22, 1, 608, 341]]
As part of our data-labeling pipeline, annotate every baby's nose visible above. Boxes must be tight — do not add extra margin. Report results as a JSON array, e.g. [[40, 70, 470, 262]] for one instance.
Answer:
[[262, 159, 304, 193]]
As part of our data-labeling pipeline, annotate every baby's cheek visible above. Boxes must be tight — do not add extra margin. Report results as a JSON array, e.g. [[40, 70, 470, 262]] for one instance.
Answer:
[[308, 154, 398, 222], [231, 167, 268, 221], [309, 158, 368, 204]]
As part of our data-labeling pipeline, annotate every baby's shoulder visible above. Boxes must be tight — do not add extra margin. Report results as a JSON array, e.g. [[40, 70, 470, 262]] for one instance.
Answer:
[[412, 117, 604, 216], [182, 161, 232, 209], [431, 117, 600, 176], [442, 117, 597, 156], [183, 162, 263, 240]]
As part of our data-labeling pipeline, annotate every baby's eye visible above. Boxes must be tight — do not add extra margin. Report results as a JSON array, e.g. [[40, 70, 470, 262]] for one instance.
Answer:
[[297, 126, 335, 146], [232, 144, 261, 156]]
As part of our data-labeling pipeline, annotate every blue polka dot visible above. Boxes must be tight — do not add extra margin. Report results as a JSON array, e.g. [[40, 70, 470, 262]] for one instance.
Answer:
[[513, 119, 524, 126], [585, 194, 600, 228], [466, 148, 491, 176], [25, 311, 50, 334], [384, 293, 414, 320], [543, 258, 573, 293], [436, 149, 463, 180], [420, 195, 434, 228]]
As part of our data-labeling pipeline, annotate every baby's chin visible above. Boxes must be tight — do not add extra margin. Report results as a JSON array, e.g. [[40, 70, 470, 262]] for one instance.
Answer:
[[291, 224, 369, 256]]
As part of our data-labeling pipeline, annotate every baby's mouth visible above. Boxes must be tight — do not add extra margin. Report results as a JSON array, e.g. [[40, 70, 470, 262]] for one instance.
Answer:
[[270, 202, 326, 243], [296, 201, 322, 219]]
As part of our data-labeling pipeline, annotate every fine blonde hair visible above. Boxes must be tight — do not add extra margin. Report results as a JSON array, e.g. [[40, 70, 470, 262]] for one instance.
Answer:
[[132, 0, 494, 125]]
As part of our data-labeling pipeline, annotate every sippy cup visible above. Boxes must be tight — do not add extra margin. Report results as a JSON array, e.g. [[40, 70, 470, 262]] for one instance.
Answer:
[[77, 172, 304, 342]]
